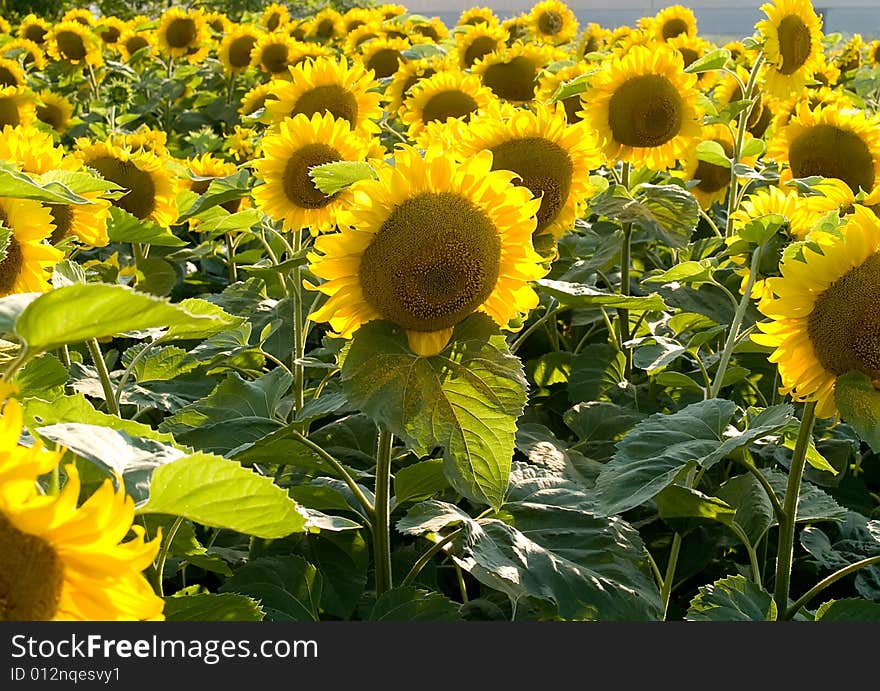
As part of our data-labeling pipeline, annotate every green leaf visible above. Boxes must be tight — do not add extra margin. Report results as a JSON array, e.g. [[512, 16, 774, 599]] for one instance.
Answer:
[[683, 48, 730, 73], [231, 423, 339, 475], [643, 260, 715, 286], [567, 344, 625, 404], [834, 371, 880, 452], [394, 459, 449, 505], [800, 512, 880, 600], [309, 161, 377, 196], [308, 532, 369, 619], [686, 575, 776, 621], [656, 485, 737, 526], [716, 472, 776, 545], [550, 72, 593, 102], [13, 284, 232, 353], [0, 164, 92, 204], [106, 207, 186, 246], [179, 170, 254, 220], [815, 599, 880, 621], [590, 183, 698, 247], [0, 293, 40, 334], [596, 402, 794, 515], [765, 469, 847, 527], [192, 208, 262, 236], [370, 587, 462, 621], [40, 168, 122, 195], [220, 556, 321, 621], [14, 354, 67, 399], [158, 297, 245, 342], [537, 279, 668, 311], [0, 225, 10, 265], [396, 499, 472, 536], [695, 140, 731, 168], [563, 402, 646, 463], [159, 369, 291, 453], [34, 424, 187, 505], [163, 593, 264, 621], [741, 138, 766, 158], [341, 315, 527, 510], [135, 256, 177, 296], [138, 452, 309, 538]]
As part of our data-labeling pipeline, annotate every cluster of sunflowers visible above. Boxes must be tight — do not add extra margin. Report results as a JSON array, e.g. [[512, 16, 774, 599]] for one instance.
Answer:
[[1, 0, 880, 621]]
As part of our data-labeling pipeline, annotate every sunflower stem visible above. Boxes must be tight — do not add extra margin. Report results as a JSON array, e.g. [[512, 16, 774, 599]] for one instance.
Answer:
[[725, 52, 764, 238], [785, 554, 880, 620], [152, 515, 184, 598], [774, 400, 818, 618], [225, 232, 238, 283], [114, 338, 157, 412], [87, 338, 120, 417], [709, 245, 761, 399], [1, 346, 30, 383], [290, 228, 305, 417], [373, 428, 394, 596], [617, 161, 634, 379], [402, 529, 462, 587]]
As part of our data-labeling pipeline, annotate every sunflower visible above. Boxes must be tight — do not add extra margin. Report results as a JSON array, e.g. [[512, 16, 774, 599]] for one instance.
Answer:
[[286, 42, 333, 69], [46, 21, 103, 68], [306, 8, 344, 44], [528, 0, 579, 45], [252, 112, 376, 234], [239, 82, 277, 117], [96, 17, 127, 47], [0, 87, 36, 129], [344, 24, 383, 55], [343, 8, 380, 35], [117, 28, 153, 62], [667, 33, 718, 89], [870, 41, 880, 67], [833, 33, 864, 76], [640, 5, 698, 41], [753, 205, 880, 418], [260, 3, 290, 32], [204, 11, 232, 35], [0, 16, 9, 34], [251, 32, 296, 76], [384, 56, 446, 116], [768, 84, 854, 133], [768, 102, 880, 196], [288, 19, 307, 42], [727, 184, 819, 304], [581, 44, 702, 170], [456, 103, 601, 238], [61, 8, 94, 26], [457, 7, 499, 28], [307, 144, 547, 356], [106, 129, 170, 158], [48, 195, 111, 249], [18, 15, 51, 46], [472, 41, 562, 103], [0, 123, 64, 174], [77, 142, 178, 227], [756, 0, 824, 98], [186, 153, 237, 195], [455, 22, 509, 70], [356, 36, 410, 79], [2, 39, 46, 71], [218, 24, 263, 74], [499, 15, 529, 46], [0, 195, 61, 294], [713, 65, 773, 137], [0, 399, 164, 620], [380, 19, 410, 42], [536, 62, 593, 124], [576, 22, 611, 58], [377, 4, 407, 20], [400, 70, 499, 142], [0, 58, 25, 89], [265, 56, 382, 137], [407, 17, 449, 44], [35, 91, 74, 134], [155, 8, 210, 63], [680, 124, 738, 210]]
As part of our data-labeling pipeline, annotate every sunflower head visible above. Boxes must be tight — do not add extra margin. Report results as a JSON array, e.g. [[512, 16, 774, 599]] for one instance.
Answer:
[[457, 7, 500, 29], [0, 399, 164, 621], [96, 17, 127, 46], [356, 36, 410, 79], [260, 3, 290, 33], [239, 82, 277, 118], [0, 196, 62, 295], [0, 86, 36, 129], [870, 41, 880, 67], [528, 0, 579, 45], [306, 8, 344, 44], [2, 39, 46, 71], [581, 44, 703, 170], [308, 144, 547, 356], [576, 22, 611, 58], [537, 62, 592, 124], [46, 21, 103, 68], [456, 102, 602, 238], [756, 0, 825, 98], [251, 32, 295, 76], [768, 102, 880, 196], [218, 24, 263, 74], [0, 58, 25, 89], [680, 124, 738, 210], [640, 5, 698, 41], [252, 111, 377, 233], [754, 205, 880, 418], [456, 22, 509, 69], [204, 11, 232, 35], [407, 17, 449, 44], [0, 124, 65, 174], [118, 27, 153, 62], [265, 56, 382, 138], [343, 24, 384, 55], [155, 8, 210, 63], [18, 15, 51, 45], [384, 56, 447, 116], [472, 41, 562, 103], [35, 91, 74, 134]]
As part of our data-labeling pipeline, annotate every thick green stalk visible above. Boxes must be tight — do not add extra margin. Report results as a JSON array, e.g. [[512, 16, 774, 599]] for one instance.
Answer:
[[373, 429, 394, 596], [774, 401, 818, 617], [785, 554, 880, 619], [87, 339, 120, 417], [151, 515, 184, 597], [291, 228, 305, 416], [617, 162, 634, 378]]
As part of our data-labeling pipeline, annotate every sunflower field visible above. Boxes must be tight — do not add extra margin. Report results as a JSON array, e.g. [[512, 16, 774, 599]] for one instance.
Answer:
[[1, 0, 880, 625]]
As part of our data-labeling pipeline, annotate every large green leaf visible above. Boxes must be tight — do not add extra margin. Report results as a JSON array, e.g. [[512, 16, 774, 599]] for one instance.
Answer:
[[596, 402, 793, 515], [163, 593, 264, 621], [306, 532, 369, 619], [834, 371, 880, 452], [219, 556, 322, 621], [567, 344, 625, 404], [369, 587, 462, 621], [138, 452, 309, 538], [589, 183, 699, 247], [0, 164, 93, 205], [537, 279, 668, 311], [158, 298, 245, 342], [800, 512, 880, 600], [14, 354, 67, 399], [393, 459, 449, 505], [815, 599, 880, 621], [342, 315, 527, 510], [563, 402, 646, 463], [106, 207, 187, 247], [13, 284, 235, 352], [716, 472, 776, 545], [686, 575, 777, 621], [159, 369, 291, 453]]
